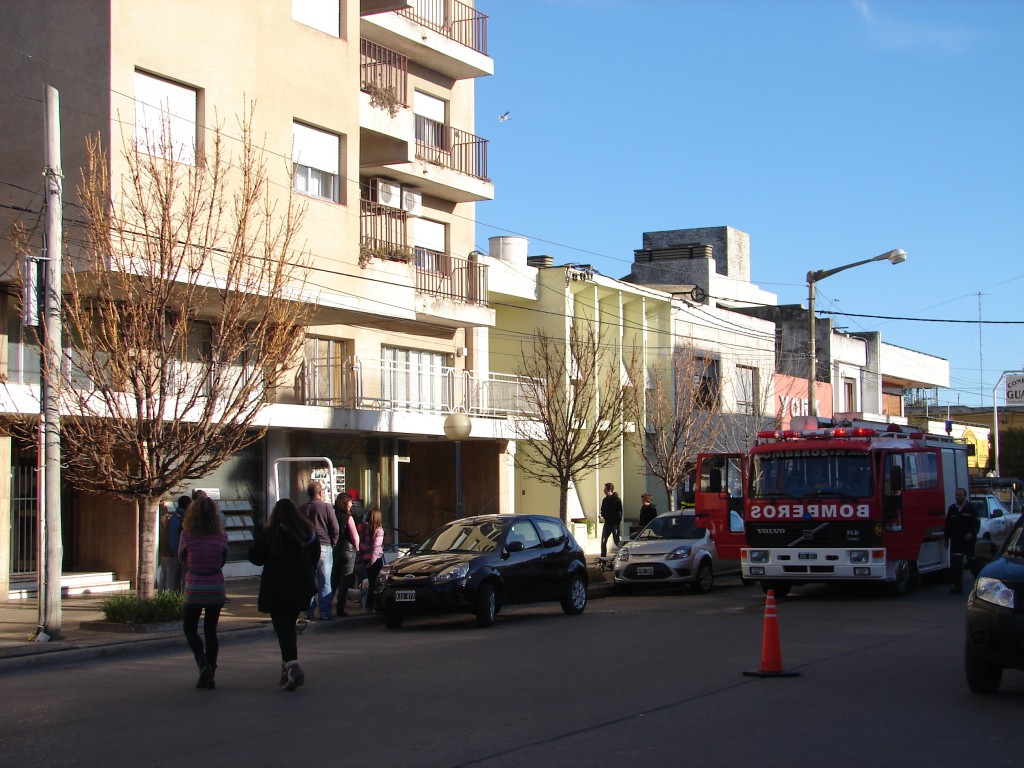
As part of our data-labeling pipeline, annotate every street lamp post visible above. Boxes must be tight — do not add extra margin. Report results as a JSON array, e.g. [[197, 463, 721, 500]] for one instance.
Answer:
[[806, 249, 907, 417], [443, 411, 472, 517]]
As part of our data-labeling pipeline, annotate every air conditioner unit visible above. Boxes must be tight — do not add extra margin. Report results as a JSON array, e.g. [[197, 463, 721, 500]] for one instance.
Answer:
[[401, 189, 422, 216], [371, 178, 401, 208]]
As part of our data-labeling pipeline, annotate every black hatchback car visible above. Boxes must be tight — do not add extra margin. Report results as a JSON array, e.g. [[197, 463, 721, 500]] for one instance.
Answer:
[[965, 514, 1024, 693], [375, 514, 588, 628]]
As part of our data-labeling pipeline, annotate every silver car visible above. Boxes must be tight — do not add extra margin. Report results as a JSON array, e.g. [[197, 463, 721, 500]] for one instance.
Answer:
[[613, 511, 717, 592]]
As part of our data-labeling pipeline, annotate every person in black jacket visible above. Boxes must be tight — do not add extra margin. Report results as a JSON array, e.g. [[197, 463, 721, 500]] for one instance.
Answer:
[[638, 493, 658, 529], [249, 498, 320, 691], [600, 482, 623, 558], [944, 487, 980, 595]]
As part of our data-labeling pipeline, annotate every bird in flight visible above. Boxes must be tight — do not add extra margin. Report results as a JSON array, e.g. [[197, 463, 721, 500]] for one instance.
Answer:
[[498, 111, 510, 122]]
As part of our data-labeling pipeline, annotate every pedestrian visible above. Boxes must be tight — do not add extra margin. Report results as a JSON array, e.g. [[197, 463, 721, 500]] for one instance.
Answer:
[[248, 498, 320, 692], [599, 482, 623, 558], [158, 495, 189, 592], [638, 493, 658, 529], [178, 494, 228, 690], [331, 492, 361, 617], [361, 507, 385, 612], [299, 481, 340, 620], [945, 487, 980, 595]]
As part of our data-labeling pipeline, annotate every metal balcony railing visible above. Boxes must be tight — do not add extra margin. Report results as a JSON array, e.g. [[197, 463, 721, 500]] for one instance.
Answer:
[[360, 199, 409, 258], [415, 116, 488, 181], [415, 249, 487, 306], [300, 357, 539, 417], [360, 39, 408, 111], [398, 0, 488, 55]]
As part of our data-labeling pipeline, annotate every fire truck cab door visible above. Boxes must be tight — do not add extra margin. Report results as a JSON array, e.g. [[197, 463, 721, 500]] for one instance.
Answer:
[[694, 453, 746, 562]]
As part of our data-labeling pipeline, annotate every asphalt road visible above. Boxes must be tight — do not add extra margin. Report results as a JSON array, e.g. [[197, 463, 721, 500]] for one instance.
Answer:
[[1, 577, 1021, 767]]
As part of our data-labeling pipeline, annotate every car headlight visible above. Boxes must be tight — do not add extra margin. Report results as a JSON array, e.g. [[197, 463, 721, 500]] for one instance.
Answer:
[[975, 577, 1015, 609], [748, 550, 769, 564], [432, 563, 470, 583], [617, 548, 629, 561], [666, 546, 692, 561]]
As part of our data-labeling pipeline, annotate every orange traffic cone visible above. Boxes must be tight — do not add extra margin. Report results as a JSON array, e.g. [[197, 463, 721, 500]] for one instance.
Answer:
[[743, 589, 800, 678]]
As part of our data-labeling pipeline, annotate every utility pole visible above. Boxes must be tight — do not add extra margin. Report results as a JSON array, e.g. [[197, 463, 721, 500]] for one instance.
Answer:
[[38, 84, 64, 640]]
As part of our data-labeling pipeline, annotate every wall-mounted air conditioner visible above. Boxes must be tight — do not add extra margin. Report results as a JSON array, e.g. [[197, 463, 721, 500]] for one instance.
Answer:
[[371, 178, 401, 208], [401, 189, 422, 216]]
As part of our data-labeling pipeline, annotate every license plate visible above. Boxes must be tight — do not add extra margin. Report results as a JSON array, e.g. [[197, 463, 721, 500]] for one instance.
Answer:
[[395, 590, 416, 602], [798, 553, 817, 560], [636, 566, 655, 576]]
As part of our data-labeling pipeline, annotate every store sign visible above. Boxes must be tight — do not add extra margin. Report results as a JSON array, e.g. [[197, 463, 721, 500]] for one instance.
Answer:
[[1006, 374, 1024, 406]]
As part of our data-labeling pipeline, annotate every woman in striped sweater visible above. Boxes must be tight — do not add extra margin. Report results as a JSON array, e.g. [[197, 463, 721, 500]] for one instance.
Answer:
[[178, 495, 228, 690]]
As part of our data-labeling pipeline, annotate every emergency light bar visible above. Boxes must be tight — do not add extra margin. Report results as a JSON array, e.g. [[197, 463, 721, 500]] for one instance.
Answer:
[[756, 427, 878, 440]]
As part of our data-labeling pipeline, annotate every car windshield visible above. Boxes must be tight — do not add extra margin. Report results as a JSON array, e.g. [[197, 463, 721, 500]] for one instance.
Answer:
[[750, 450, 872, 498], [972, 495, 1010, 518], [635, 515, 706, 541], [415, 519, 505, 554]]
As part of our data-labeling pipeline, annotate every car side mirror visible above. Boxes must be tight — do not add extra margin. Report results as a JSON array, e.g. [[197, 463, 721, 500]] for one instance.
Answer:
[[974, 539, 999, 563], [505, 540, 525, 553]]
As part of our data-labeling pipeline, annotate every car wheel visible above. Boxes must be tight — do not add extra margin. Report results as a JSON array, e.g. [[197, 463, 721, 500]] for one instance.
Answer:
[[383, 610, 403, 629], [561, 574, 588, 615], [761, 581, 791, 599], [475, 582, 497, 627], [693, 558, 714, 593], [885, 560, 912, 597], [964, 642, 1003, 694]]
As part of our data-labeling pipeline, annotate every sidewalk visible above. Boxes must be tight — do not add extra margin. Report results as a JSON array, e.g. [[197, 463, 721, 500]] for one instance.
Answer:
[[0, 559, 614, 674]]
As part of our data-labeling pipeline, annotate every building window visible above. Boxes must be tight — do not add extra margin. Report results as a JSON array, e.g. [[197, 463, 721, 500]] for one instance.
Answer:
[[292, 0, 340, 37], [843, 377, 857, 411], [134, 71, 198, 165], [736, 365, 758, 415], [305, 337, 349, 404], [382, 346, 451, 412], [882, 390, 903, 417], [414, 91, 447, 149], [694, 356, 719, 410], [412, 217, 447, 272], [5, 294, 40, 386], [293, 122, 340, 202]]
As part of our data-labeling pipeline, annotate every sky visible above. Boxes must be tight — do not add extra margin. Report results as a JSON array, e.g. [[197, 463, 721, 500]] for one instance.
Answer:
[[472, 0, 1024, 410]]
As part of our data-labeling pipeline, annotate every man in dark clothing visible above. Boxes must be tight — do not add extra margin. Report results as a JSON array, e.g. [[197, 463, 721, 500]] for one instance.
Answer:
[[638, 493, 658, 529], [600, 482, 623, 558], [300, 481, 340, 620], [945, 487, 980, 595]]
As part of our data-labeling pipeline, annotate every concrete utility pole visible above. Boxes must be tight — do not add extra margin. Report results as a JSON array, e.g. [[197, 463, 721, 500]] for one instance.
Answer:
[[39, 84, 64, 639]]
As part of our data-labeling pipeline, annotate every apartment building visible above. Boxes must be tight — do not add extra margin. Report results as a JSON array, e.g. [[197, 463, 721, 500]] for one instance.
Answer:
[[0, 0, 517, 591]]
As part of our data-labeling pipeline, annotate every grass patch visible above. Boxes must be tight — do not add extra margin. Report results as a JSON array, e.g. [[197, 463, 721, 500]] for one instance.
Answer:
[[100, 591, 184, 624]]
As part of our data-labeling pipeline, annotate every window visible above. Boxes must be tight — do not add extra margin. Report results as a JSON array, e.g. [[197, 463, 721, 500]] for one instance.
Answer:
[[305, 337, 349, 404], [382, 346, 451, 411], [414, 91, 447, 149], [293, 122, 340, 202], [735, 365, 757, 415], [134, 71, 198, 164], [5, 294, 40, 386], [843, 377, 857, 411], [694, 356, 719, 410], [292, 0, 340, 36], [412, 218, 447, 272]]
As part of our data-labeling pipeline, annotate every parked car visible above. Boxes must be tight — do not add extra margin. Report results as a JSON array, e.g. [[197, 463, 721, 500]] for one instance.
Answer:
[[613, 511, 717, 592], [964, 515, 1024, 693], [375, 514, 588, 628], [971, 493, 1021, 549]]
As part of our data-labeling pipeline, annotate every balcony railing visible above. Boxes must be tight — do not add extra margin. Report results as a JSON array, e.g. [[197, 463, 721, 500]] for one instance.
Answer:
[[415, 249, 487, 306], [398, 0, 488, 55], [360, 198, 409, 258], [415, 116, 488, 180], [360, 39, 408, 111], [300, 357, 539, 417]]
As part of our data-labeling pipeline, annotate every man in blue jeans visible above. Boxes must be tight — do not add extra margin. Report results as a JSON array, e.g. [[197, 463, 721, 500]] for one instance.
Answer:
[[300, 481, 340, 620]]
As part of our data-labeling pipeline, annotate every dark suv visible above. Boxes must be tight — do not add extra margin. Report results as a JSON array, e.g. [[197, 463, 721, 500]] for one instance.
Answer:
[[376, 514, 589, 628], [964, 514, 1024, 693]]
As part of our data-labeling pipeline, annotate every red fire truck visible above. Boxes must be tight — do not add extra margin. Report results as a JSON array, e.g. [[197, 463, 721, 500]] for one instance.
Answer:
[[694, 415, 973, 597]]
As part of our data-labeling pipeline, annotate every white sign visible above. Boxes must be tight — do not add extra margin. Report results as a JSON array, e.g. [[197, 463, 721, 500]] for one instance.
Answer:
[[1006, 375, 1024, 406]]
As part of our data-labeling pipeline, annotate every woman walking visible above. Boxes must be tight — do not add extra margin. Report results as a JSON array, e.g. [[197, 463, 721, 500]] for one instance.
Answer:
[[360, 507, 385, 612], [178, 495, 228, 690], [248, 498, 320, 691]]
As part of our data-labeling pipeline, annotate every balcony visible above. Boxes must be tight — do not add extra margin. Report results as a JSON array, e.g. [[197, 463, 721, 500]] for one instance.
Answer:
[[415, 249, 486, 307], [415, 116, 488, 181], [299, 357, 539, 418], [397, 0, 487, 55]]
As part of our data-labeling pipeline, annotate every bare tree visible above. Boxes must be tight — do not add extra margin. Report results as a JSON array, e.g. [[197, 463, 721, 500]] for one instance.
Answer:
[[625, 346, 724, 508], [513, 324, 635, 523], [21, 110, 310, 599], [720, 363, 779, 452]]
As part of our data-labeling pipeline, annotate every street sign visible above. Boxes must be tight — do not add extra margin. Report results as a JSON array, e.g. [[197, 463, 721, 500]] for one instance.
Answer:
[[1005, 374, 1024, 405]]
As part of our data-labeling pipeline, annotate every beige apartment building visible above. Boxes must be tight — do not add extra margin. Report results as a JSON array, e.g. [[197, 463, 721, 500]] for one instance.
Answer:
[[0, 0, 521, 593]]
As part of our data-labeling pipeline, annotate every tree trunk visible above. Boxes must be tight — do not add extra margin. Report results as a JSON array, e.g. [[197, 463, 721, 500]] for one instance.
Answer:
[[558, 480, 569, 524], [136, 497, 160, 601]]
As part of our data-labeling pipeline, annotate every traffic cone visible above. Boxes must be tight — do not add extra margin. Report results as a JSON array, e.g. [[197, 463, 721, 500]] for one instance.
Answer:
[[743, 589, 800, 678]]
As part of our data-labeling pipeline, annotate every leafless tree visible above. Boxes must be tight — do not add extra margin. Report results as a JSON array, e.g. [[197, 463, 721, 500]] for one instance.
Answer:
[[16, 109, 310, 599], [625, 346, 724, 508], [719, 363, 779, 452], [512, 324, 636, 523]]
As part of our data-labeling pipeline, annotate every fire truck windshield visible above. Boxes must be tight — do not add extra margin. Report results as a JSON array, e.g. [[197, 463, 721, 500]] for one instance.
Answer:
[[750, 450, 872, 499]]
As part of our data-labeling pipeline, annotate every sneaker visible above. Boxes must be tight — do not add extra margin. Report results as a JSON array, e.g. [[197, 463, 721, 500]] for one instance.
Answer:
[[279, 663, 288, 688], [283, 660, 304, 691], [196, 665, 215, 690]]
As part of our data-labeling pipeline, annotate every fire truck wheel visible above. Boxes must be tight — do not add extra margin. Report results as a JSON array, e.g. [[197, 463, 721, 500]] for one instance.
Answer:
[[885, 560, 912, 597], [964, 643, 1003, 694], [760, 581, 791, 599]]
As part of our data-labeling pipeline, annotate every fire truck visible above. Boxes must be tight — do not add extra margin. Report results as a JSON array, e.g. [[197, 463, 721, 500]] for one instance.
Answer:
[[694, 415, 973, 597]]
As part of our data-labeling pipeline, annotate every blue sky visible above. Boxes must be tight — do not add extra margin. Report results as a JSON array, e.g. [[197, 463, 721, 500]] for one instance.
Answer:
[[472, 0, 1024, 409]]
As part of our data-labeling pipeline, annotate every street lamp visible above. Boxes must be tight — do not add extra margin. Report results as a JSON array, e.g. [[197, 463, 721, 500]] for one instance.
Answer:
[[807, 249, 907, 417], [443, 411, 472, 517]]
